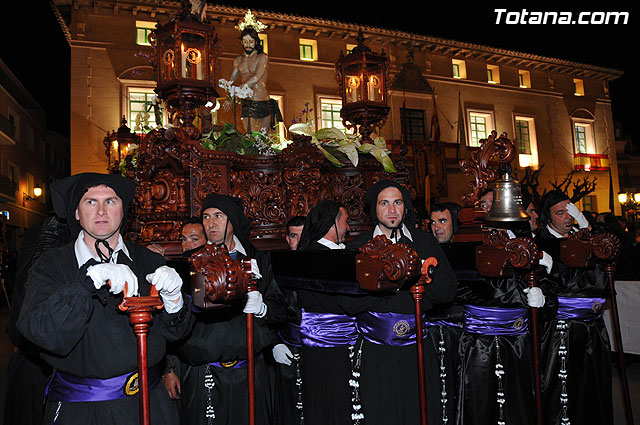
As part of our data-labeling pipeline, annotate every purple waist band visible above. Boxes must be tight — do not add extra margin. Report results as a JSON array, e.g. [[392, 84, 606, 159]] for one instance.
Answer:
[[279, 321, 302, 348], [46, 365, 161, 403], [463, 305, 529, 336], [557, 297, 606, 321], [425, 319, 461, 328], [300, 310, 358, 347], [357, 311, 425, 346], [209, 353, 262, 369]]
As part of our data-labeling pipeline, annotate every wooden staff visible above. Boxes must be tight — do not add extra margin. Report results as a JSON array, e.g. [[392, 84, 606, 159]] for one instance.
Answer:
[[525, 269, 543, 425], [411, 257, 438, 425], [602, 263, 634, 425], [243, 259, 257, 425], [115, 282, 163, 425]]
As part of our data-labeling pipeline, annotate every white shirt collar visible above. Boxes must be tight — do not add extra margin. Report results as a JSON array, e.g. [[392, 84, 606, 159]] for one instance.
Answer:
[[317, 238, 345, 250], [74, 230, 130, 268], [207, 235, 246, 255], [546, 224, 567, 239], [372, 224, 413, 243]]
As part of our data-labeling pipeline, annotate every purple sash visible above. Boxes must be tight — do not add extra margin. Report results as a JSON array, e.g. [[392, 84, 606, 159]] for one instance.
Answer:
[[279, 321, 302, 348], [300, 310, 358, 347], [209, 353, 263, 369], [46, 365, 161, 402], [557, 297, 606, 321], [425, 319, 461, 328], [463, 305, 528, 336], [357, 311, 425, 346]]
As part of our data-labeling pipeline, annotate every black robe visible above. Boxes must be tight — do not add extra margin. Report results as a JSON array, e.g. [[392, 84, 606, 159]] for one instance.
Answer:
[[347, 228, 458, 425], [16, 240, 194, 425], [537, 233, 613, 425], [176, 246, 286, 425]]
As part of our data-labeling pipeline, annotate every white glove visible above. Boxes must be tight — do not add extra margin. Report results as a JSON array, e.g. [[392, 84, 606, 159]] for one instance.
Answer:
[[87, 263, 139, 297], [249, 259, 262, 279], [146, 266, 184, 314], [539, 251, 553, 274], [272, 344, 293, 366], [243, 290, 267, 318], [524, 287, 545, 308], [566, 202, 590, 229]]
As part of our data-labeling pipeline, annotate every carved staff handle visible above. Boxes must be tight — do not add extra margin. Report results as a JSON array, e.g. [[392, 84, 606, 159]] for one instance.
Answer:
[[411, 256, 438, 425]]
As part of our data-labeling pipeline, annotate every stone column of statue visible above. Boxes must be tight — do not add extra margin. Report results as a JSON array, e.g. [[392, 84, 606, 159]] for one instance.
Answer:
[[230, 10, 282, 133]]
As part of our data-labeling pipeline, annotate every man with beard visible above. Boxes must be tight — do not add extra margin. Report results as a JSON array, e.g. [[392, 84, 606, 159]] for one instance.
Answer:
[[537, 190, 613, 425], [176, 194, 286, 425], [17, 173, 192, 425], [294, 200, 355, 425], [229, 21, 282, 133], [348, 180, 458, 425]]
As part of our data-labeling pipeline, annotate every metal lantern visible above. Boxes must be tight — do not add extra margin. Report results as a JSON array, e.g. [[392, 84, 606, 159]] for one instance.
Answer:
[[103, 116, 140, 173], [335, 29, 390, 142], [148, 0, 220, 138]]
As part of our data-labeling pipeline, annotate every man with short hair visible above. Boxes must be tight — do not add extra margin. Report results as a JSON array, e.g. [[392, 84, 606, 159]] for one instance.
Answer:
[[522, 196, 539, 234], [180, 217, 207, 252], [539, 190, 590, 238], [284, 215, 305, 251], [430, 202, 461, 243], [348, 180, 458, 425], [176, 193, 286, 425], [17, 173, 192, 425], [479, 189, 494, 212]]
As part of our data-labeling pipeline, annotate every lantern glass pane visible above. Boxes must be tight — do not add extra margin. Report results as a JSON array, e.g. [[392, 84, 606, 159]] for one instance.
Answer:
[[181, 32, 205, 80], [161, 35, 176, 83], [344, 63, 362, 104]]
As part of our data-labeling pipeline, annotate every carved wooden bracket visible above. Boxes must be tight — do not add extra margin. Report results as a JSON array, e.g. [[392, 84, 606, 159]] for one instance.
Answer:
[[560, 229, 621, 268], [475, 230, 539, 277], [189, 244, 249, 309], [459, 131, 516, 207], [355, 235, 421, 291]]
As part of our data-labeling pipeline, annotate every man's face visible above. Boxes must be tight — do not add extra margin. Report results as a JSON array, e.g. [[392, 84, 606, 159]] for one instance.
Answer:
[[334, 207, 351, 244], [549, 199, 574, 235], [202, 207, 234, 246], [430, 209, 454, 243], [242, 34, 256, 55], [376, 187, 405, 230], [181, 223, 206, 252], [75, 185, 123, 241], [525, 202, 539, 232], [479, 191, 494, 212], [285, 225, 304, 250]]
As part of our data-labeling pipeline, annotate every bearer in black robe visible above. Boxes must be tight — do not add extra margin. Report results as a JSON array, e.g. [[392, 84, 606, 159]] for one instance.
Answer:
[[347, 180, 457, 425], [295, 200, 356, 425], [536, 190, 613, 425], [17, 173, 193, 425], [176, 194, 286, 425]]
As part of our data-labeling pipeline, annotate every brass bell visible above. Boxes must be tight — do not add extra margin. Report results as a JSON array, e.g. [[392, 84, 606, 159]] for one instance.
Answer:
[[483, 166, 530, 222]]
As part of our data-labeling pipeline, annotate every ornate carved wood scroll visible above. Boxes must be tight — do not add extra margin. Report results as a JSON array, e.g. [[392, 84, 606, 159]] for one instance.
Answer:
[[355, 235, 421, 291], [128, 129, 408, 247], [189, 244, 249, 309], [459, 131, 516, 208], [475, 230, 540, 277], [560, 229, 621, 268]]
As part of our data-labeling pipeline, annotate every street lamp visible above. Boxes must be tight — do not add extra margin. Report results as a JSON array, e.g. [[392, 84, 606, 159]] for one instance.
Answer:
[[148, 0, 220, 139], [23, 184, 42, 206], [618, 191, 640, 222], [335, 29, 390, 143], [103, 116, 140, 173]]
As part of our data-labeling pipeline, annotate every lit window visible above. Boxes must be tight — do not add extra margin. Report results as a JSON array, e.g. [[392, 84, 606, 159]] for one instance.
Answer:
[[400, 108, 426, 141], [259, 34, 268, 54], [487, 65, 500, 84], [136, 21, 156, 46], [573, 121, 595, 154], [299, 38, 318, 61], [128, 89, 160, 133], [452, 59, 466, 79], [581, 195, 596, 212], [573, 78, 585, 96], [518, 70, 531, 88], [468, 111, 494, 147], [319, 98, 345, 130], [514, 116, 539, 168]]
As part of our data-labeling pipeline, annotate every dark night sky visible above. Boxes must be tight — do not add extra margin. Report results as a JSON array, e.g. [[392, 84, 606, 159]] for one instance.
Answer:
[[2, 2, 635, 143]]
